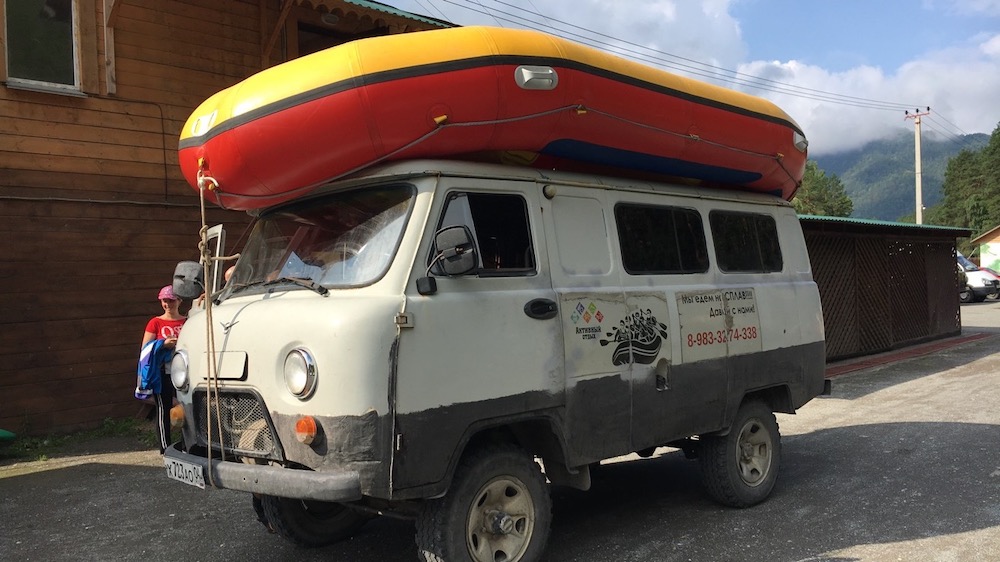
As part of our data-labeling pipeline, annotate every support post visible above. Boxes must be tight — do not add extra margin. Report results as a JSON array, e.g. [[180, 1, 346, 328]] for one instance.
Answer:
[[904, 107, 931, 224]]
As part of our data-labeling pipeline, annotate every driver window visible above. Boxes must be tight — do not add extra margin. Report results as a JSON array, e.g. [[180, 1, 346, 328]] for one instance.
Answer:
[[436, 192, 536, 276]]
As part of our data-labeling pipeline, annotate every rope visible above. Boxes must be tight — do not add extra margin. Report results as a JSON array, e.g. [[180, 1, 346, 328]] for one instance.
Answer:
[[196, 170, 227, 487]]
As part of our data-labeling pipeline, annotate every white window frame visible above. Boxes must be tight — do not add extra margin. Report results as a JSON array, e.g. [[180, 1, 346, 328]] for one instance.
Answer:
[[2, 0, 86, 95]]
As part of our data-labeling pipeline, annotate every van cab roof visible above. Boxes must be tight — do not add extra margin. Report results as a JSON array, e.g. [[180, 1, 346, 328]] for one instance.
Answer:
[[275, 159, 793, 214]]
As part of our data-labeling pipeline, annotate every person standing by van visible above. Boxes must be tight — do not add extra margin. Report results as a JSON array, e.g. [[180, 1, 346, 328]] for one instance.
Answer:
[[140, 285, 187, 453]]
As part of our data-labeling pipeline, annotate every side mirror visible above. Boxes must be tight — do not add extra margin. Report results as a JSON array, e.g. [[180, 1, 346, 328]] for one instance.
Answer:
[[172, 261, 204, 300], [434, 225, 478, 276]]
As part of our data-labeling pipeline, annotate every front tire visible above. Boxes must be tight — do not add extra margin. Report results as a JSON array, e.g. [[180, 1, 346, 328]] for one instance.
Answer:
[[959, 285, 974, 303], [259, 495, 370, 547], [416, 444, 552, 562], [699, 400, 780, 508]]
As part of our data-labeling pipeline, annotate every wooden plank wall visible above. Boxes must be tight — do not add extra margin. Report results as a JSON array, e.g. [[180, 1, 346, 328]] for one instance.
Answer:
[[0, 0, 269, 436], [1, 0, 443, 436]]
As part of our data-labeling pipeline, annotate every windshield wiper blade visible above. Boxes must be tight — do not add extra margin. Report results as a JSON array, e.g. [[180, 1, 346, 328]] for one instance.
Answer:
[[261, 277, 329, 296]]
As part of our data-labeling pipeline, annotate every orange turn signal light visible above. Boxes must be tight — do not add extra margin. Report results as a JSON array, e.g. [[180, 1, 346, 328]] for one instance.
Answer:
[[295, 416, 318, 445], [169, 404, 185, 429]]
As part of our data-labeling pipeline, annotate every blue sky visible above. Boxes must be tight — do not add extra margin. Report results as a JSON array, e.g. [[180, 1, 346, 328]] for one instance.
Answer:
[[731, 0, 998, 72], [384, 0, 1000, 155]]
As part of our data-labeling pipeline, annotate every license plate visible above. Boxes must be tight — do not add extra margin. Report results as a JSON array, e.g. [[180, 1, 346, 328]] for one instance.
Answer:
[[165, 457, 206, 489]]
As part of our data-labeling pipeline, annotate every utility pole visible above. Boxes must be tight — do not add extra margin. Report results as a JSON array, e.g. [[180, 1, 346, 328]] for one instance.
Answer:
[[904, 107, 931, 224]]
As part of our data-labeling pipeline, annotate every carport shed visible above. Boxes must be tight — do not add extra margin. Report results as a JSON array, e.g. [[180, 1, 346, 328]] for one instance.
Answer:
[[800, 216, 971, 362]]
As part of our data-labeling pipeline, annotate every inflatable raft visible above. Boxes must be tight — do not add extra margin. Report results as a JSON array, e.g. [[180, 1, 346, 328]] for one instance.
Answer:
[[178, 26, 808, 210]]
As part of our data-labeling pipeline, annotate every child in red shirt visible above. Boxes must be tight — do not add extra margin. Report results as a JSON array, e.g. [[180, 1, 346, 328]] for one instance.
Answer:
[[141, 285, 187, 453]]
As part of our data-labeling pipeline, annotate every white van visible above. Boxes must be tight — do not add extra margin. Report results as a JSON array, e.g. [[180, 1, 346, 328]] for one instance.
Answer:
[[957, 252, 999, 303], [165, 160, 828, 561]]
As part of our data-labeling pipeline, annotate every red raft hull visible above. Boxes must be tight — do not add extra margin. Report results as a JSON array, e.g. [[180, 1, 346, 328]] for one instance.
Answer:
[[179, 27, 807, 210]]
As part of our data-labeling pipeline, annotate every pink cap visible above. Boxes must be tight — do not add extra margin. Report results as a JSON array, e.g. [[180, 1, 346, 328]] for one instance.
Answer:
[[157, 285, 178, 301]]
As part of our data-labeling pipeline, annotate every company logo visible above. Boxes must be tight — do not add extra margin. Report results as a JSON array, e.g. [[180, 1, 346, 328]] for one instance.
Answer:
[[570, 301, 603, 324]]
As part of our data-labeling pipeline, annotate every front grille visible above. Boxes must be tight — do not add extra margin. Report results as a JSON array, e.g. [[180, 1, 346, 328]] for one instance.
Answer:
[[192, 390, 282, 461]]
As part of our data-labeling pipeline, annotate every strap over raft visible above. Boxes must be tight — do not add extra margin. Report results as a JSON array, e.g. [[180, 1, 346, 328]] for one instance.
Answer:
[[178, 26, 808, 210]]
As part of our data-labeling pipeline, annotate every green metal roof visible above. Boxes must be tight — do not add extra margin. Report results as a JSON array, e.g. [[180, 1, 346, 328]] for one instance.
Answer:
[[343, 0, 455, 28], [798, 214, 972, 237]]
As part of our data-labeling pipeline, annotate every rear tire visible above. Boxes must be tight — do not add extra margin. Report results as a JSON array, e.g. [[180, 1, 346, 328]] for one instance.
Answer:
[[416, 444, 551, 562], [699, 400, 780, 508], [260, 495, 370, 547]]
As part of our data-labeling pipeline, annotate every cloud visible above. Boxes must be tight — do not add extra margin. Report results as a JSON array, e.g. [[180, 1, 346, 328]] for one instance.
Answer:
[[982, 33, 1000, 56], [524, 0, 747, 70], [936, 0, 1000, 16], [570, 2, 993, 153], [731, 51, 1000, 155], [392, 0, 1000, 154]]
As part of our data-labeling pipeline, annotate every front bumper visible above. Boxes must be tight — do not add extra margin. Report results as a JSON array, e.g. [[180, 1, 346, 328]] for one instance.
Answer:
[[165, 442, 363, 502], [972, 282, 998, 298]]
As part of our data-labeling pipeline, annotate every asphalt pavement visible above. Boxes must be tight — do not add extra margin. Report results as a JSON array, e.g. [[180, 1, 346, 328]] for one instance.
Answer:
[[2, 301, 999, 561]]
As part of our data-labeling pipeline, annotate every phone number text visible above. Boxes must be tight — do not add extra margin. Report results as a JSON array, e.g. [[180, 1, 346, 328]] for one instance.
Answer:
[[686, 326, 759, 347]]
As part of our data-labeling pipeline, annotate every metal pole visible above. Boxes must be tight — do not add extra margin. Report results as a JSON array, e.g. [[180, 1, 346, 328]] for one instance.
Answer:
[[914, 115, 923, 224]]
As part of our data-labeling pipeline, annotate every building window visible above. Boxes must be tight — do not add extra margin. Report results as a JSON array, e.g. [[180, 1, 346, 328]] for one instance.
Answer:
[[710, 211, 783, 273], [616, 204, 709, 275], [4, 0, 78, 89]]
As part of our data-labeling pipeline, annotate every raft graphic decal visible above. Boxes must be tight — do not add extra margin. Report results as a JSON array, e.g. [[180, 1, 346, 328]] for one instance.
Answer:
[[600, 309, 669, 365]]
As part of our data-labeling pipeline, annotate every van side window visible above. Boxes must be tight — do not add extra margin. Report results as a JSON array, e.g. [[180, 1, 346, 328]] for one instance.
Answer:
[[709, 211, 782, 273], [435, 192, 535, 276], [615, 204, 709, 274]]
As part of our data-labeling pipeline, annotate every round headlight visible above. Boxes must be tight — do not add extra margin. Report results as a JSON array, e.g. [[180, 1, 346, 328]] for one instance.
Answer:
[[170, 350, 189, 392], [283, 348, 317, 399]]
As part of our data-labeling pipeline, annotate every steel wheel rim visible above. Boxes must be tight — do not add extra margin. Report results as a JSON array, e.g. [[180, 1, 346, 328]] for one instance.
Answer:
[[466, 475, 535, 562], [735, 418, 772, 487]]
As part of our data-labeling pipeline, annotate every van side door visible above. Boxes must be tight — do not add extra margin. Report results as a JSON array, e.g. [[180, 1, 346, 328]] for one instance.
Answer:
[[612, 197, 728, 449], [393, 179, 564, 492], [541, 185, 632, 464]]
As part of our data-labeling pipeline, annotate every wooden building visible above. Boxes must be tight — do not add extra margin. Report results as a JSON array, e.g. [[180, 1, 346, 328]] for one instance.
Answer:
[[968, 224, 1000, 270], [0, 0, 450, 436]]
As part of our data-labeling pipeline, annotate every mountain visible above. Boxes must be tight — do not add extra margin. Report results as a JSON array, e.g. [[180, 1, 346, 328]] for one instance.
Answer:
[[813, 131, 989, 221]]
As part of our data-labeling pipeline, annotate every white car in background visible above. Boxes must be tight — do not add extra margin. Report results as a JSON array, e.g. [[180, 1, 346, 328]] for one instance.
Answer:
[[958, 252, 999, 303]]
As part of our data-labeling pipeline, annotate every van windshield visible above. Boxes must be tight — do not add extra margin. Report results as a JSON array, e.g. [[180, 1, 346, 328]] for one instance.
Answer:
[[958, 253, 979, 272], [223, 185, 414, 297]]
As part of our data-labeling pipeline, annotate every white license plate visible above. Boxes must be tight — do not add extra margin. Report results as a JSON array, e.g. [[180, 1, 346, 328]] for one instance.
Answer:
[[165, 457, 206, 489]]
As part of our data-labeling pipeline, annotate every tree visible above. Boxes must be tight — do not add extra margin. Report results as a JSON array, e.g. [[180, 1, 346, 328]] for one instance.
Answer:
[[791, 161, 853, 217], [924, 122, 1000, 253]]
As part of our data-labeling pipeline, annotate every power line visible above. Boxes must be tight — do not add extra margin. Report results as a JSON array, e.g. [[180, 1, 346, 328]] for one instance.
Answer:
[[469, 0, 504, 27], [409, 0, 984, 141], [410, 0, 451, 22], [922, 120, 970, 150], [923, 116, 985, 151], [929, 112, 971, 137], [484, 0, 920, 110], [424, 0, 924, 112]]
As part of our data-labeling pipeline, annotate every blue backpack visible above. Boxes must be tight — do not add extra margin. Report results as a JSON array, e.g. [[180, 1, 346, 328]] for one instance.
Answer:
[[135, 339, 174, 399]]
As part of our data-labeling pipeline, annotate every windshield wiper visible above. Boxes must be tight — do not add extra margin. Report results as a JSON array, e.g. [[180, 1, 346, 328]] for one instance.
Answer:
[[224, 277, 329, 297], [261, 276, 330, 296]]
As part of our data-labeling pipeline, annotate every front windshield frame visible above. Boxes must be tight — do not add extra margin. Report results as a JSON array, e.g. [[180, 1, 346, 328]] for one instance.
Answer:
[[221, 183, 415, 298], [958, 253, 979, 272]]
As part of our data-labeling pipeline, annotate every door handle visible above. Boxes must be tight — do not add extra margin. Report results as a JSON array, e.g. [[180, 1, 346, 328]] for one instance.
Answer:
[[524, 298, 558, 320]]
